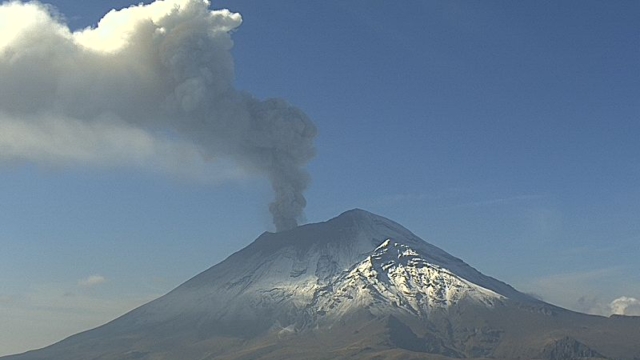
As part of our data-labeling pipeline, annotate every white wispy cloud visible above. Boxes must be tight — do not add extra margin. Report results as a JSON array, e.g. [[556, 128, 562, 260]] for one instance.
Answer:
[[450, 194, 545, 209], [375, 192, 439, 205], [610, 296, 640, 316], [78, 275, 107, 288], [523, 267, 640, 316]]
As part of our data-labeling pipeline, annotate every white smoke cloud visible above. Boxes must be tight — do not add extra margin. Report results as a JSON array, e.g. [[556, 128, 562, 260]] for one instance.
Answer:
[[0, 0, 316, 230], [610, 296, 640, 316]]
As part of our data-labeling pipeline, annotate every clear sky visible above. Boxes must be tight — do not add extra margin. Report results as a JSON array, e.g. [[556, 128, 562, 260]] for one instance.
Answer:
[[0, 0, 638, 356]]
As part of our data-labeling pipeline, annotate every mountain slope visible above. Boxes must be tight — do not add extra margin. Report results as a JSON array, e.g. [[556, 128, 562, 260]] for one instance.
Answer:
[[4, 209, 640, 360], [311, 239, 505, 321]]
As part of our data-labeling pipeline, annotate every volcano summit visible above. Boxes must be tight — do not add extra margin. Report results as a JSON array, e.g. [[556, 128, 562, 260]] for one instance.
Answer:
[[5, 209, 640, 359]]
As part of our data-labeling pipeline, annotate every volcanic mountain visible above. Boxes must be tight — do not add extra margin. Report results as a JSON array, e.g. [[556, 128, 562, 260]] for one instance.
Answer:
[[5, 209, 640, 359]]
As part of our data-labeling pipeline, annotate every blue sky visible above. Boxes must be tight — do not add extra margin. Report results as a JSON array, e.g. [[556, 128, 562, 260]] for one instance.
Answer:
[[0, 0, 639, 355]]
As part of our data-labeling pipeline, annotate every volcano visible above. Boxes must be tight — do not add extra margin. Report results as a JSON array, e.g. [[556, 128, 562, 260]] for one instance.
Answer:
[[5, 209, 640, 359]]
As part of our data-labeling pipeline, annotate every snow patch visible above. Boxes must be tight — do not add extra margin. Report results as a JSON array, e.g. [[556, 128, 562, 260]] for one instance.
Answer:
[[313, 239, 505, 320]]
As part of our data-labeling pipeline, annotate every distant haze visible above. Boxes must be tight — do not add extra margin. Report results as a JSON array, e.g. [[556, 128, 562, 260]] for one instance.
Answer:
[[0, 0, 317, 230]]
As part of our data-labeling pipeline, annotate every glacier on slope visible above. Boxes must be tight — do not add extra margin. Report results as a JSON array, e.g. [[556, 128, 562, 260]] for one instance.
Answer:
[[115, 209, 535, 336], [311, 239, 505, 321]]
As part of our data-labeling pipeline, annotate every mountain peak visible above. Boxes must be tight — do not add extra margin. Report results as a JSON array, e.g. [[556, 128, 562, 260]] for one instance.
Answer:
[[334, 207, 381, 221], [6, 209, 640, 360], [181, 208, 535, 307], [332, 208, 407, 229], [248, 208, 412, 257]]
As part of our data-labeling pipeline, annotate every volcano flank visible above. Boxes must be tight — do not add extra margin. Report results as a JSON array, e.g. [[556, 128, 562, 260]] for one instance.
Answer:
[[4, 209, 640, 360]]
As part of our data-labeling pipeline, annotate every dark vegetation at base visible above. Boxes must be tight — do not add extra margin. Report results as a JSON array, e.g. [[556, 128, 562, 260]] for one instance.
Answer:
[[541, 337, 606, 360]]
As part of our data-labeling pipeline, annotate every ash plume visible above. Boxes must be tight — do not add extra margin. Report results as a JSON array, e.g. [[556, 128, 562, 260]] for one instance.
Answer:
[[0, 0, 316, 231]]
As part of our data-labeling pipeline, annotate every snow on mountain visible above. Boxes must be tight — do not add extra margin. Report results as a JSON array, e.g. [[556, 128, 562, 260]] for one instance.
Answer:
[[311, 239, 505, 321], [123, 209, 534, 335]]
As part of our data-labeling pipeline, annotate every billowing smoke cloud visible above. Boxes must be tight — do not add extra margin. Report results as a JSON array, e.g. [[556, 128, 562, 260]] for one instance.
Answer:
[[0, 0, 316, 231], [610, 296, 640, 316]]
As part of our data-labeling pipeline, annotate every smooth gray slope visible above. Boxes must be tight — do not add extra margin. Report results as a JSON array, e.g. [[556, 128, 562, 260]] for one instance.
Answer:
[[4, 209, 640, 360]]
